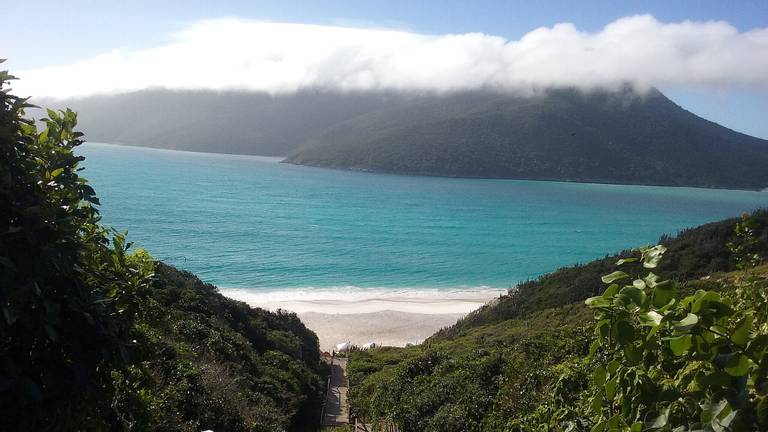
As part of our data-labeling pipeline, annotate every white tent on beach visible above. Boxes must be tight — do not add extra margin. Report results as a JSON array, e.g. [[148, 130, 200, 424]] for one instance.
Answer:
[[362, 342, 377, 350]]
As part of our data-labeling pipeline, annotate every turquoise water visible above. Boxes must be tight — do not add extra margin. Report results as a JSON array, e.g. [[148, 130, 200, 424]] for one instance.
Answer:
[[80, 143, 767, 295]]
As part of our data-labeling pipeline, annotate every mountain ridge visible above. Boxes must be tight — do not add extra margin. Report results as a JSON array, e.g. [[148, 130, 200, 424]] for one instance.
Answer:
[[38, 87, 768, 189], [285, 87, 768, 190]]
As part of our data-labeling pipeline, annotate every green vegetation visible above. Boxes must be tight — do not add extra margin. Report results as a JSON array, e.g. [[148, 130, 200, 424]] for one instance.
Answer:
[[346, 212, 768, 431], [38, 89, 409, 156], [577, 223, 768, 430], [1, 64, 325, 431], [286, 87, 768, 190], [8, 58, 768, 431]]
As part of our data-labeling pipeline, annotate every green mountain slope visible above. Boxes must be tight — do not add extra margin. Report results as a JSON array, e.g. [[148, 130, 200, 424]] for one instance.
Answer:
[[135, 263, 325, 431], [345, 210, 768, 431], [286, 88, 768, 189], [37, 89, 411, 156]]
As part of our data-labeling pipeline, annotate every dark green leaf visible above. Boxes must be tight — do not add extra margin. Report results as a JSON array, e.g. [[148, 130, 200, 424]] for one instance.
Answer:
[[668, 335, 692, 356], [724, 354, 751, 376], [593, 366, 607, 387]]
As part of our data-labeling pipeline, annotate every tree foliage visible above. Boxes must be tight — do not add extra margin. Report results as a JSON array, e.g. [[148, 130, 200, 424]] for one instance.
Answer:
[[1, 63, 325, 431], [583, 215, 768, 431], [1, 59, 154, 430]]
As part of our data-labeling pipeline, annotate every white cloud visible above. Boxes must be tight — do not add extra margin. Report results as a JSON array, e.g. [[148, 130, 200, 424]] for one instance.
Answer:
[[13, 15, 768, 99]]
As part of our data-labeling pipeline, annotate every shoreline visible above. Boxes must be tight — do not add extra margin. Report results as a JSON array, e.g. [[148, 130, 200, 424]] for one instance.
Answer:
[[219, 287, 506, 315], [219, 287, 506, 350]]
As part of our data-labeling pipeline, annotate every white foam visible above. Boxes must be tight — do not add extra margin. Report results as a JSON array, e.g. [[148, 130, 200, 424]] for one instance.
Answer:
[[218, 286, 507, 314]]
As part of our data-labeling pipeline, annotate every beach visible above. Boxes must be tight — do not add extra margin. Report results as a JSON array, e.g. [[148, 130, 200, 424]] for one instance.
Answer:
[[220, 288, 505, 350], [299, 310, 465, 351]]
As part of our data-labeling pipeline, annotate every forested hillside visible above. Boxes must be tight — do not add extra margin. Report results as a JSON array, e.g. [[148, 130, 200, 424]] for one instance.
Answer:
[[1, 64, 325, 432], [37, 89, 412, 156], [346, 211, 768, 431], [287, 88, 768, 190]]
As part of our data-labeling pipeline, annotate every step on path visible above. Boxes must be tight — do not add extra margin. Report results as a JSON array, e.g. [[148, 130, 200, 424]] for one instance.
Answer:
[[322, 357, 349, 426]]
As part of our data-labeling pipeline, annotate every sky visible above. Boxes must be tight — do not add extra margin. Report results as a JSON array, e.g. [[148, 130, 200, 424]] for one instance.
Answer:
[[3, 0, 768, 138]]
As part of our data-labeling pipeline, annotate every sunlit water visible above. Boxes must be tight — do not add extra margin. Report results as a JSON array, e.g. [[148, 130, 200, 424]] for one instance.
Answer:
[[79, 143, 767, 305]]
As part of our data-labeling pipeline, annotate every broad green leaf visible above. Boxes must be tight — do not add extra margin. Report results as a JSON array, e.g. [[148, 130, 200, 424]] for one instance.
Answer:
[[593, 366, 607, 387], [50, 168, 64, 178], [668, 335, 692, 356], [617, 286, 647, 309], [605, 376, 618, 399], [651, 280, 675, 308], [615, 257, 638, 266], [606, 359, 620, 375], [639, 311, 663, 327], [674, 313, 699, 331], [585, 296, 611, 308], [642, 244, 667, 268], [724, 354, 751, 376], [602, 271, 629, 284], [632, 279, 646, 289], [615, 320, 635, 346], [731, 315, 754, 347], [590, 395, 603, 416], [691, 290, 721, 314], [602, 283, 620, 299]]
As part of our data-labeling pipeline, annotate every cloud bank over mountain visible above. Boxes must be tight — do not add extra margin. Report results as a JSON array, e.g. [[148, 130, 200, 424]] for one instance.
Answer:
[[15, 15, 768, 99]]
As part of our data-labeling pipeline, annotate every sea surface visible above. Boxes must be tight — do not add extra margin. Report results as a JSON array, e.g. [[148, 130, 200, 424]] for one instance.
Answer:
[[80, 143, 767, 307]]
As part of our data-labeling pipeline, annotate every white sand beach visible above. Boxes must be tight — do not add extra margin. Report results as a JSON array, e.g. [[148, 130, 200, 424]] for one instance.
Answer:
[[299, 310, 466, 351], [220, 287, 505, 350]]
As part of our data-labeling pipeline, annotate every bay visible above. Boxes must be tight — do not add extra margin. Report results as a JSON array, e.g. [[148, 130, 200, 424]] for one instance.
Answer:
[[80, 143, 767, 300]]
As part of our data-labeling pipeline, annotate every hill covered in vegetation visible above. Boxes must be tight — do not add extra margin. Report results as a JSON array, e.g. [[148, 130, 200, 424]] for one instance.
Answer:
[[36, 89, 411, 156], [345, 210, 768, 431], [42, 87, 768, 189], [286, 87, 768, 190], [1, 64, 325, 431]]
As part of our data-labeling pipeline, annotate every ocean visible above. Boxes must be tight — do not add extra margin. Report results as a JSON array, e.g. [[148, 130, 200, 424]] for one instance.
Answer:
[[79, 143, 767, 310]]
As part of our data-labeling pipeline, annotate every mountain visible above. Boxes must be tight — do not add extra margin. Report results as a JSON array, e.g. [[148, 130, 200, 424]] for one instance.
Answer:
[[40, 87, 768, 189], [36, 89, 412, 156], [286, 87, 768, 189]]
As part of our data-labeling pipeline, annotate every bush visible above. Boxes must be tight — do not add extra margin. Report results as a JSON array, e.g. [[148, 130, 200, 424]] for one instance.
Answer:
[[583, 218, 768, 430], [0, 63, 325, 431], [0, 61, 154, 430]]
